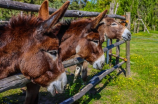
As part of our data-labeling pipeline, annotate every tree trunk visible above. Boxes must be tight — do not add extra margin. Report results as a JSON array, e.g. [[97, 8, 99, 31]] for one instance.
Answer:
[[137, 21, 139, 33]]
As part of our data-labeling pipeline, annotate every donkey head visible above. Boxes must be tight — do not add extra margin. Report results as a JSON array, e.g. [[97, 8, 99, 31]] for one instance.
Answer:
[[75, 10, 108, 69], [20, 1, 70, 96], [98, 17, 131, 41]]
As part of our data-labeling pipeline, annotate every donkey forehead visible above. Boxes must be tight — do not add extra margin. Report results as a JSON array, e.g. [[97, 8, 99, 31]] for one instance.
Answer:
[[39, 36, 59, 49], [103, 17, 116, 24], [86, 32, 100, 40]]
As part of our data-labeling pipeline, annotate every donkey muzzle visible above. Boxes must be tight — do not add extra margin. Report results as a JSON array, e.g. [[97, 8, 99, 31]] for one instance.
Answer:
[[93, 54, 105, 70], [47, 72, 67, 96], [122, 28, 131, 41]]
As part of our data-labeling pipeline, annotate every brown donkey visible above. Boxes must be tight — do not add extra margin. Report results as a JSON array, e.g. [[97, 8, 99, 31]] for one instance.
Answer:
[[0, 0, 70, 103]]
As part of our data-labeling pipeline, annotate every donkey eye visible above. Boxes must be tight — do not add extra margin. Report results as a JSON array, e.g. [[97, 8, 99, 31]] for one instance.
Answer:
[[111, 23, 117, 26], [92, 40, 99, 45], [48, 50, 58, 56]]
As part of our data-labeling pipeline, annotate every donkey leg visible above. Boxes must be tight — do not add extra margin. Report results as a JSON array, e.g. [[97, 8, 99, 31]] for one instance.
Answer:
[[24, 82, 40, 104], [81, 61, 88, 85], [73, 63, 82, 83]]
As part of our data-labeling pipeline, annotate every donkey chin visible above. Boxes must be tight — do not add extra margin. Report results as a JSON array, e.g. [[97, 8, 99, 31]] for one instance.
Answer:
[[47, 72, 67, 96], [93, 54, 105, 70], [122, 28, 131, 41]]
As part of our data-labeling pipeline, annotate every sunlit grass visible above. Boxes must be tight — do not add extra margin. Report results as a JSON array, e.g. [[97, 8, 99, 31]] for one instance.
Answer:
[[89, 31, 158, 104]]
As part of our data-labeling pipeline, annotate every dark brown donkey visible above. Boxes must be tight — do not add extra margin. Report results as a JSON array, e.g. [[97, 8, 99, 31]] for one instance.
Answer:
[[0, 1, 70, 103]]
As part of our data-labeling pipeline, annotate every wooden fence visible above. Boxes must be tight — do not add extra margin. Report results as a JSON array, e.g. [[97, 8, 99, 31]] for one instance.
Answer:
[[0, 1, 125, 19], [0, 1, 131, 103]]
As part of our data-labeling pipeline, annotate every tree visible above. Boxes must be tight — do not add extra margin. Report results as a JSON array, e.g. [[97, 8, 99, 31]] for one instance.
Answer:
[[82, 0, 111, 12]]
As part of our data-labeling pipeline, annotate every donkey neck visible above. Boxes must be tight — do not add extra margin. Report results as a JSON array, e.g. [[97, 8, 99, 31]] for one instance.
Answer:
[[59, 33, 80, 61]]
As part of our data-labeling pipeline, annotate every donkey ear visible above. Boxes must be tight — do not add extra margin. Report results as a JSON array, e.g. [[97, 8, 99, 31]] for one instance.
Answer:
[[38, 0, 49, 20], [38, 1, 70, 32], [90, 10, 108, 29], [47, 1, 70, 30]]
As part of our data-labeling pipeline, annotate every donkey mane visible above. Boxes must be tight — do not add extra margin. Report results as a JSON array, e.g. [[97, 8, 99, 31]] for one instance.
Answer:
[[0, 15, 44, 48], [7, 15, 43, 32], [61, 18, 92, 26]]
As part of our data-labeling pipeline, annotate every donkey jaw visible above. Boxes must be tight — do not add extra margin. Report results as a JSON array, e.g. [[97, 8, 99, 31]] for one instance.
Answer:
[[122, 28, 131, 41], [93, 54, 105, 70], [47, 72, 67, 96]]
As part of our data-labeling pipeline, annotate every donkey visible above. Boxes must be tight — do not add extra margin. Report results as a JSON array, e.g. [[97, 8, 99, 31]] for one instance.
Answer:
[[0, 1, 70, 103]]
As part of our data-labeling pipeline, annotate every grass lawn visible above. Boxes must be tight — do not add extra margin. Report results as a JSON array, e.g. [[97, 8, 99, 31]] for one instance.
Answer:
[[0, 31, 158, 104]]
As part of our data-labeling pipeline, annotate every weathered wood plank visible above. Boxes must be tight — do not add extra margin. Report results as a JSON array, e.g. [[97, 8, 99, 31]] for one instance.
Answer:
[[126, 12, 131, 76], [0, 75, 30, 93], [103, 40, 125, 52], [116, 39, 120, 65], [0, 1, 125, 19]]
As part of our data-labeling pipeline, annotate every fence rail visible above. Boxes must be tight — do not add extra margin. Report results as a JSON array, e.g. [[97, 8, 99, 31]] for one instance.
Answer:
[[60, 61, 125, 104], [0, 1, 125, 19]]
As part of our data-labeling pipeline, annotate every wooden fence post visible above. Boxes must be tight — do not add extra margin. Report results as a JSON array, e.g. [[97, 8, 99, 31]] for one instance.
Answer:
[[106, 38, 110, 64], [106, 3, 115, 64], [116, 39, 120, 66], [109, 39, 112, 66], [126, 12, 131, 76]]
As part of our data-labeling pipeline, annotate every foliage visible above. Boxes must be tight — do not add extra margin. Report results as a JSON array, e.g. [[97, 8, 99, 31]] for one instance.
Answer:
[[81, 0, 111, 12], [117, 0, 158, 30], [0, 0, 158, 31]]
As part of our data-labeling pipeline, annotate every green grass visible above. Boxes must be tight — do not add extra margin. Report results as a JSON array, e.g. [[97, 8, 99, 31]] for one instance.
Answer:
[[88, 31, 158, 104], [0, 31, 158, 104]]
